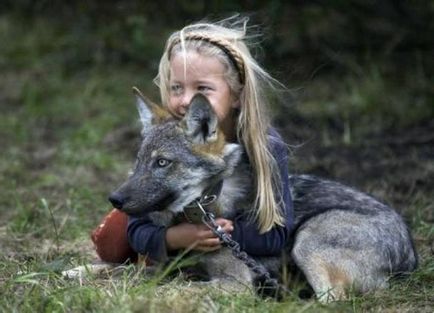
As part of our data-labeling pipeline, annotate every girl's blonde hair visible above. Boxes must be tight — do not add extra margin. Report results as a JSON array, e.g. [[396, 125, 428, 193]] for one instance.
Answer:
[[154, 16, 285, 233]]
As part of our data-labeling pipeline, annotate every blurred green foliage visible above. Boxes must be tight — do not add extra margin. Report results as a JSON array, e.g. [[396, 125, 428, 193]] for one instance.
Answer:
[[2, 1, 434, 68], [1, 1, 433, 135]]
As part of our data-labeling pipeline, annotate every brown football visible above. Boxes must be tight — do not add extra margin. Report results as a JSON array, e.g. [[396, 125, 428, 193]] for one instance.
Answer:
[[91, 209, 138, 263]]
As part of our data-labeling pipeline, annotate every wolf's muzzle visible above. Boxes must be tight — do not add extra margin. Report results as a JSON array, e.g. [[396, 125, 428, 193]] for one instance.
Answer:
[[108, 192, 129, 210]]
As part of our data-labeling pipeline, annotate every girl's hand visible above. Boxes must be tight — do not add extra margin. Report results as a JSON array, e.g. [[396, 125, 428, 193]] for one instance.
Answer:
[[165, 218, 233, 252]]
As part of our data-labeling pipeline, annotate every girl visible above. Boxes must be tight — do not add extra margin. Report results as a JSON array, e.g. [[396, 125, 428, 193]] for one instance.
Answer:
[[92, 17, 294, 264]]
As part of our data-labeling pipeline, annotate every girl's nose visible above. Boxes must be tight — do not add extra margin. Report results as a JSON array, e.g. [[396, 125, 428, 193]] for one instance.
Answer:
[[179, 92, 194, 112]]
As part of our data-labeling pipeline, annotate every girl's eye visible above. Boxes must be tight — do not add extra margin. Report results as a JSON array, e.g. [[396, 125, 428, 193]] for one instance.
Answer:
[[198, 85, 212, 92], [156, 158, 171, 168], [170, 84, 182, 94]]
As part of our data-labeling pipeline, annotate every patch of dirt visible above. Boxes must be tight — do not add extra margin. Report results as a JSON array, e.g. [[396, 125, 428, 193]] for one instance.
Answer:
[[278, 118, 434, 215]]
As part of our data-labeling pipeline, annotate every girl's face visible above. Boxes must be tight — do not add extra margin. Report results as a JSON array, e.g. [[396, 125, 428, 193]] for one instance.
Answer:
[[168, 51, 239, 135]]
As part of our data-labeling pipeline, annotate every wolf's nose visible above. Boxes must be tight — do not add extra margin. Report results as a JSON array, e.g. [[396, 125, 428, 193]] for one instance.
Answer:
[[108, 192, 126, 209]]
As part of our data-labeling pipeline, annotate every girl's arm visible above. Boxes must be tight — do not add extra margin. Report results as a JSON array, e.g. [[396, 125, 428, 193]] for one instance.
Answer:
[[127, 216, 233, 262], [165, 219, 233, 251], [127, 216, 169, 262]]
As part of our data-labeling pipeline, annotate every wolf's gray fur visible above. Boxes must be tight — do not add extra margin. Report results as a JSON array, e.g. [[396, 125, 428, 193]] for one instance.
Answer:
[[110, 91, 255, 288], [109, 90, 417, 301], [288, 175, 417, 301]]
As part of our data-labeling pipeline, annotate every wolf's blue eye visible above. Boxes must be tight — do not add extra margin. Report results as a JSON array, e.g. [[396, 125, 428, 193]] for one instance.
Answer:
[[157, 158, 171, 168]]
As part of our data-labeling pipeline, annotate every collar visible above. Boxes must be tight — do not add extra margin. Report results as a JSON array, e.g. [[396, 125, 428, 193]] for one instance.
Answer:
[[182, 180, 223, 223]]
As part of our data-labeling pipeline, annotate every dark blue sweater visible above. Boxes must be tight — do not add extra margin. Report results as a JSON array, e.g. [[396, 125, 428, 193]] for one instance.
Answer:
[[127, 128, 294, 262]]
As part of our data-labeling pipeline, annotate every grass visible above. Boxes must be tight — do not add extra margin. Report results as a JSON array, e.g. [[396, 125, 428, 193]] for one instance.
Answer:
[[1, 14, 433, 312]]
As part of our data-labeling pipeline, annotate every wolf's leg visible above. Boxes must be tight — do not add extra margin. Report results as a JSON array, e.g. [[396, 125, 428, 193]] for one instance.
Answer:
[[292, 244, 390, 303], [188, 278, 252, 294], [291, 249, 348, 302], [199, 248, 253, 290]]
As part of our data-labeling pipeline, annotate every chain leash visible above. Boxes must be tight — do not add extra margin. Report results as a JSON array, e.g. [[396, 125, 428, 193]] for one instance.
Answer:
[[195, 198, 291, 299]]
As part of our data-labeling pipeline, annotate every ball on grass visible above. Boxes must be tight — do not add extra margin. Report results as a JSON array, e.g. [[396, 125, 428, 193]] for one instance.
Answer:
[[91, 209, 138, 263]]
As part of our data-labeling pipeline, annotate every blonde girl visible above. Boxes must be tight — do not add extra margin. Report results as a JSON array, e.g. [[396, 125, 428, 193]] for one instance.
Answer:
[[92, 17, 293, 263]]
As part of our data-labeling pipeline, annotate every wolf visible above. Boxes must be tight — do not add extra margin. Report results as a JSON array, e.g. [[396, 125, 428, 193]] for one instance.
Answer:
[[108, 88, 417, 302], [109, 88, 258, 289]]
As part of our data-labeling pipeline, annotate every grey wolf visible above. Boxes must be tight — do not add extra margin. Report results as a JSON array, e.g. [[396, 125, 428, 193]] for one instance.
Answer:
[[109, 89, 257, 289], [109, 89, 417, 301]]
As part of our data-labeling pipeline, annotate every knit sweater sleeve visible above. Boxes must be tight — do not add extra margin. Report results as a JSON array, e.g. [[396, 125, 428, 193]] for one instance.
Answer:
[[127, 216, 169, 262]]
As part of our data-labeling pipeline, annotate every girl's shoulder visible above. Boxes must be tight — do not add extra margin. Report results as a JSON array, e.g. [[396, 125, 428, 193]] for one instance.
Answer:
[[267, 127, 287, 152]]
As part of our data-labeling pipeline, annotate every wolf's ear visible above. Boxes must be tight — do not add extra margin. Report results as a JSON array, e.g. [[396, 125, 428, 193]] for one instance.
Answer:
[[134, 87, 153, 132], [183, 94, 218, 144], [222, 143, 243, 175], [133, 87, 171, 136]]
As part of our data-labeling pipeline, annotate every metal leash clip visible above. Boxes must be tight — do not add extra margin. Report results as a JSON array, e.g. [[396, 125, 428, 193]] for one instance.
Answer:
[[196, 199, 224, 235], [199, 194, 217, 206]]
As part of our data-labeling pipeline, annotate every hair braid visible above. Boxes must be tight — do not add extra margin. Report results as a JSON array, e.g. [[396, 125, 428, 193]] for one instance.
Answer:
[[167, 33, 246, 84]]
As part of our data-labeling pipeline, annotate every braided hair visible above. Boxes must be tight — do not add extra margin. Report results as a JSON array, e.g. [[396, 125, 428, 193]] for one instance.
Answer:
[[154, 17, 285, 233]]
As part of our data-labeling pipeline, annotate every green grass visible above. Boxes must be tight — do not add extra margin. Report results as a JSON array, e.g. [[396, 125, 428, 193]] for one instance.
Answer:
[[1, 14, 433, 312]]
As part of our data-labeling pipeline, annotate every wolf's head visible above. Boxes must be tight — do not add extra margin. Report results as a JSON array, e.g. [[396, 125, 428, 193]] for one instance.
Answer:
[[108, 88, 243, 217]]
